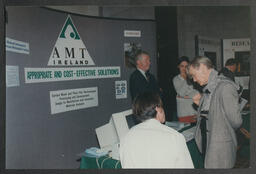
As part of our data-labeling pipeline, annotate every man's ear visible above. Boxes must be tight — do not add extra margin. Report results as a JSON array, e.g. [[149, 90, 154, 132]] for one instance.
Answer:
[[155, 106, 160, 120], [155, 106, 164, 123], [155, 106, 162, 117], [155, 106, 160, 113]]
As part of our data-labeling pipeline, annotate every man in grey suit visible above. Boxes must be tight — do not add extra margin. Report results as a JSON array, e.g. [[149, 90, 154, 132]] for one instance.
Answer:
[[187, 56, 242, 168]]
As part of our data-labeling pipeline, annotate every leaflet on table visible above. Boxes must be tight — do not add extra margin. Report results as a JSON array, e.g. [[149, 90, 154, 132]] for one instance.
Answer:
[[181, 126, 196, 142], [165, 121, 190, 131]]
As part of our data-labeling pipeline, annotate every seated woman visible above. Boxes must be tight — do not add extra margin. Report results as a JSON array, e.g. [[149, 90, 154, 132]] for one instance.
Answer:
[[119, 92, 194, 168], [172, 56, 200, 123]]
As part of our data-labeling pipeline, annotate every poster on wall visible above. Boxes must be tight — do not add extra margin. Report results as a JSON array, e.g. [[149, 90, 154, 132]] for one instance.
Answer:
[[124, 30, 141, 37], [115, 80, 127, 99], [48, 15, 95, 66], [6, 37, 30, 54], [124, 42, 141, 68], [50, 87, 98, 114], [6, 65, 20, 87], [25, 66, 120, 83]]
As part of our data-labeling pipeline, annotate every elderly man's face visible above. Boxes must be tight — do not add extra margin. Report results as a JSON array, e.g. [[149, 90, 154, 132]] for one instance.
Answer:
[[188, 64, 210, 86], [137, 54, 151, 72]]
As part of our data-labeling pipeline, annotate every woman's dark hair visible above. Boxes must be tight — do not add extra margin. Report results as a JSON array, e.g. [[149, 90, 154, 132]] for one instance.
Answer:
[[177, 56, 189, 65], [132, 92, 163, 122]]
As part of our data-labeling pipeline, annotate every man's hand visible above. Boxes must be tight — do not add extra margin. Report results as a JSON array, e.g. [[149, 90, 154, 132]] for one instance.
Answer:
[[191, 115, 197, 122], [240, 127, 250, 139]]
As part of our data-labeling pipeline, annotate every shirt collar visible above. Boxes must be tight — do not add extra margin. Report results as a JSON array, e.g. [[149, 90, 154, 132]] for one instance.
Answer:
[[203, 69, 218, 93], [145, 118, 161, 125], [178, 74, 185, 81], [137, 68, 147, 79]]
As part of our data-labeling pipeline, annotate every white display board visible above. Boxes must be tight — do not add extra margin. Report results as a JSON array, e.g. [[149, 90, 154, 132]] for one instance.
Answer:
[[6, 37, 30, 54], [6, 65, 20, 87], [222, 38, 250, 65], [50, 87, 98, 114], [24, 66, 120, 83]]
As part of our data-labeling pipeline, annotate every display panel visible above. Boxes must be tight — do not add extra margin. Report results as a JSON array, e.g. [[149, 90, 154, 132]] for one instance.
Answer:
[[5, 6, 156, 169]]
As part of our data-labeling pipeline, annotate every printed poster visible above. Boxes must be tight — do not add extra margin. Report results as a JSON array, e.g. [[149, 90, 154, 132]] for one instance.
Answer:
[[115, 80, 127, 99], [50, 87, 98, 114]]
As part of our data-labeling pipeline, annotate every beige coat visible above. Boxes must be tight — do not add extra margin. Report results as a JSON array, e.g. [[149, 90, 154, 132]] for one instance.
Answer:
[[195, 70, 242, 168]]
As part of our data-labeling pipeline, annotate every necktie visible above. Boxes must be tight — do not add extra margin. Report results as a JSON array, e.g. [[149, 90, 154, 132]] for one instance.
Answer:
[[145, 71, 150, 81]]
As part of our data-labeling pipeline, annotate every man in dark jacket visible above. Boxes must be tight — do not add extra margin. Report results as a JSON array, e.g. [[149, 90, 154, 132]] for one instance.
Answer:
[[219, 58, 244, 96], [218, 58, 237, 82], [129, 51, 160, 101]]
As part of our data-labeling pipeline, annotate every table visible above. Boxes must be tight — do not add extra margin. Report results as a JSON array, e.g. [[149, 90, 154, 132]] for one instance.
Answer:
[[80, 124, 204, 169], [80, 155, 121, 169], [80, 112, 250, 169]]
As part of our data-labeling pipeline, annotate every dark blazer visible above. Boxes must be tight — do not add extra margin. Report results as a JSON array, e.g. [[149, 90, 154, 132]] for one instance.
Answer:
[[129, 69, 160, 100]]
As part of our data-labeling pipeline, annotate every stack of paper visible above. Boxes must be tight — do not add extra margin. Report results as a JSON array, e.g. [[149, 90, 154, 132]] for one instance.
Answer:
[[165, 121, 190, 131], [181, 126, 196, 142]]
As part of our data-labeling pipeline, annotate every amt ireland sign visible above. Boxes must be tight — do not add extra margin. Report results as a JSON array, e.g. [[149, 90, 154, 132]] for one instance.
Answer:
[[48, 15, 95, 66]]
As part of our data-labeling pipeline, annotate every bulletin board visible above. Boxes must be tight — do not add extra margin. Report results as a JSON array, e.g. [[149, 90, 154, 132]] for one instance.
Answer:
[[5, 7, 157, 169]]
